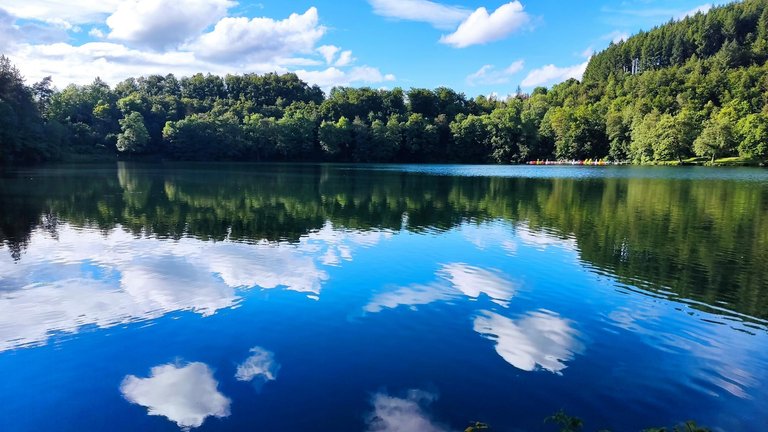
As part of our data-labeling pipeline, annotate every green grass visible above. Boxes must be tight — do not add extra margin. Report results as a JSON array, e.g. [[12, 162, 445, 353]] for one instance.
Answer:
[[653, 156, 767, 167]]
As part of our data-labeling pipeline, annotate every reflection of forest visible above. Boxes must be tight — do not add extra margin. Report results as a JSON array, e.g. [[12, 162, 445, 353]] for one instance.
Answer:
[[1, 162, 767, 320]]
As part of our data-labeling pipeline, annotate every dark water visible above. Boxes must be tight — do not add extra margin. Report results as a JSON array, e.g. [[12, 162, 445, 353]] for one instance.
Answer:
[[0, 163, 767, 432]]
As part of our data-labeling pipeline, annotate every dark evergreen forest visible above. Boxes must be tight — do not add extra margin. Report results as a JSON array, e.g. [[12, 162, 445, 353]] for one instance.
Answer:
[[3, 0, 768, 164]]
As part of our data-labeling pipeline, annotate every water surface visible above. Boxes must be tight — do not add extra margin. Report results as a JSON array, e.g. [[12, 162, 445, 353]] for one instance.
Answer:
[[0, 163, 766, 431]]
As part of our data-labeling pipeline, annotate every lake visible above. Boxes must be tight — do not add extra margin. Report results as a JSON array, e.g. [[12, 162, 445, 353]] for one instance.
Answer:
[[0, 162, 766, 432]]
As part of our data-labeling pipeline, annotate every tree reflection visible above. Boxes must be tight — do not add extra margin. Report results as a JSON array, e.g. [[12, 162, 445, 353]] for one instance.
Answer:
[[1, 162, 766, 320]]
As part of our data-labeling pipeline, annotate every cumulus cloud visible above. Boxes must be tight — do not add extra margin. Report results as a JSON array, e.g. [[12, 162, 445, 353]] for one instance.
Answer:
[[295, 66, 395, 91], [187, 7, 325, 63], [2, 0, 121, 26], [8, 41, 222, 86], [121, 362, 231, 429], [366, 390, 448, 432], [521, 59, 589, 88], [8, 40, 390, 89], [88, 27, 105, 38], [335, 50, 354, 67], [4, 5, 394, 89], [317, 44, 340, 64], [0, 7, 69, 50], [367, 0, 470, 30], [440, 2, 529, 48], [106, 0, 234, 50], [0, 8, 20, 50], [466, 60, 524, 86], [473, 310, 583, 373], [235, 346, 279, 382]]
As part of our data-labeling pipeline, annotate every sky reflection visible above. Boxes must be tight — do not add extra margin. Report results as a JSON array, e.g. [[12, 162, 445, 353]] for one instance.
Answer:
[[364, 263, 517, 313], [473, 310, 583, 373], [0, 222, 390, 352], [366, 390, 448, 432], [120, 362, 231, 430]]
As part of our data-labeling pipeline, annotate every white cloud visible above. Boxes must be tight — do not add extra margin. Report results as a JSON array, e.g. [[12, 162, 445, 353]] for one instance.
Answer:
[[579, 46, 594, 59], [317, 44, 340, 64], [295, 66, 395, 91], [466, 60, 524, 86], [121, 362, 231, 429], [602, 30, 629, 44], [106, 0, 234, 50], [440, 2, 529, 48], [187, 7, 325, 63], [0, 7, 69, 49], [521, 59, 589, 88], [8, 40, 387, 89], [367, 0, 470, 30], [0, 8, 20, 50], [88, 27, 104, 38], [335, 50, 354, 67], [677, 4, 712, 20], [3, 4, 395, 92], [366, 390, 448, 432], [473, 310, 582, 373], [235, 346, 279, 382], [2, 0, 122, 26], [8, 41, 229, 86]]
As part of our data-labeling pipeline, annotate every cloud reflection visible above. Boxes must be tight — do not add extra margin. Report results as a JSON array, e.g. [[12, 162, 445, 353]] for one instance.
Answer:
[[366, 390, 448, 432], [364, 263, 516, 313], [121, 255, 237, 317], [235, 346, 279, 382], [0, 222, 388, 352], [473, 310, 582, 373], [120, 362, 231, 430], [364, 283, 457, 313], [438, 263, 516, 307]]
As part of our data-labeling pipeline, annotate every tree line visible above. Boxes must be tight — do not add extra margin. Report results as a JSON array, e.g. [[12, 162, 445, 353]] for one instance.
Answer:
[[2, 0, 768, 164]]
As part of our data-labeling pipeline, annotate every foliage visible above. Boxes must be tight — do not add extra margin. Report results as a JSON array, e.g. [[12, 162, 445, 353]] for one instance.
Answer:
[[4, 1, 768, 165], [116, 112, 149, 153], [546, 410, 584, 432]]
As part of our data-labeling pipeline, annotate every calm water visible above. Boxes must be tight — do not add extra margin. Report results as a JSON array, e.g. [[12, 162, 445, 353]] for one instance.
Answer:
[[0, 163, 767, 432]]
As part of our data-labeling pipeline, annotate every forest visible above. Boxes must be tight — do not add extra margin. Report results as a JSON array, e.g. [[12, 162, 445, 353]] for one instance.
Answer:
[[2, 0, 768, 165]]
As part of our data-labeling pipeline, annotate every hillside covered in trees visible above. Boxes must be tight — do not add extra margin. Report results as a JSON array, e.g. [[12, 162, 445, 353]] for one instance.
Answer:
[[2, 0, 768, 165]]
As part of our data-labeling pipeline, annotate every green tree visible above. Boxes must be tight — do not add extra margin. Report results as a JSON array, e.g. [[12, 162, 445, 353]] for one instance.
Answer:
[[116, 112, 150, 153], [450, 114, 491, 162], [736, 112, 768, 159], [693, 114, 735, 163], [318, 116, 353, 159]]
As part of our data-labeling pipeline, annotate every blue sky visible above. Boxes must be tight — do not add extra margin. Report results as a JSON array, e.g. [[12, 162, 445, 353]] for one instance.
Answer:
[[0, 0, 721, 96]]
